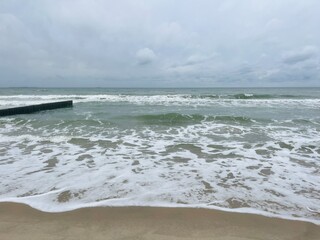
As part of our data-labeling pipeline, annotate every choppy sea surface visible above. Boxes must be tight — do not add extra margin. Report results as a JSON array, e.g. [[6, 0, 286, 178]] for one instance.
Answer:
[[0, 88, 319, 224]]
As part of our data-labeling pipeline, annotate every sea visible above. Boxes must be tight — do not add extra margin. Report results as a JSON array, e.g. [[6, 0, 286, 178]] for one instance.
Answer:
[[0, 88, 319, 224]]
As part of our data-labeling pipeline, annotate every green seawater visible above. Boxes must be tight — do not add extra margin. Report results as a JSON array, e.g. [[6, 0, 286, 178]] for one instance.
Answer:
[[0, 88, 319, 223]]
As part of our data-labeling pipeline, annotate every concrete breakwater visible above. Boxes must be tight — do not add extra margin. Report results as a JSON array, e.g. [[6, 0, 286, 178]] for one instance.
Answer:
[[0, 100, 73, 116]]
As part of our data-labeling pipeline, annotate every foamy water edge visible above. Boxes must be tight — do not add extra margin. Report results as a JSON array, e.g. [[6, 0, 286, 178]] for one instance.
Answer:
[[1, 198, 319, 225]]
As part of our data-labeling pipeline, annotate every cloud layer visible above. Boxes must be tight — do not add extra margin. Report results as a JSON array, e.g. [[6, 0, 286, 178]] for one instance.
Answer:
[[0, 0, 319, 87]]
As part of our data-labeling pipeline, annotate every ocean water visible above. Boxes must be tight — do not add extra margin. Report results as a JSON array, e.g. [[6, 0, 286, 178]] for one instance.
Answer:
[[0, 88, 319, 224]]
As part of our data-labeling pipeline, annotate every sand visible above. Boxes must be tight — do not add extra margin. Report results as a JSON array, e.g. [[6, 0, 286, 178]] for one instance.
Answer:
[[0, 202, 319, 240]]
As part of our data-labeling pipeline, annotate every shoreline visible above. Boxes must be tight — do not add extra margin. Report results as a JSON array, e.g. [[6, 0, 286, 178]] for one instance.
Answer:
[[1, 199, 319, 225], [1, 202, 319, 240]]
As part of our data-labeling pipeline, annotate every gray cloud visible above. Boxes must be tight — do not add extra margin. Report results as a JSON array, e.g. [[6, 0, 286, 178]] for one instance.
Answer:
[[0, 0, 320, 87], [136, 48, 157, 65], [282, 46, 318, 65]]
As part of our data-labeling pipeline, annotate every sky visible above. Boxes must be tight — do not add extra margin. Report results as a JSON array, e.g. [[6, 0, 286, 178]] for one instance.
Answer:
[[0, 0, 320, 87]]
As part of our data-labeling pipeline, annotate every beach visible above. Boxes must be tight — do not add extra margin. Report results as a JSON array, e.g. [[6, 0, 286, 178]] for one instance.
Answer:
[[1, 202, 319, 240], [1, 88, 320, 235], [2, 0, 320, 238]]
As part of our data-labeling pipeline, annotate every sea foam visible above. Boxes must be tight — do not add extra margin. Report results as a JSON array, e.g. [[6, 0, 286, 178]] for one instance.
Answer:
[[0, 90, 319, 224]]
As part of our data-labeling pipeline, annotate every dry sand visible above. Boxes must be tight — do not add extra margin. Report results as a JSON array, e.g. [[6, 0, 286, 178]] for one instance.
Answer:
[[0, 202, 319, 240]]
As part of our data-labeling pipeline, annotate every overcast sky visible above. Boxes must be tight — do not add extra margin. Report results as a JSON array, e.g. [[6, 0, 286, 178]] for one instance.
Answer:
[[0, 0, 320, 87]]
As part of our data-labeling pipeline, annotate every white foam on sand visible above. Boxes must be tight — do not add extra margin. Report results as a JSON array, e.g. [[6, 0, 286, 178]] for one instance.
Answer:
[[1, 117, 319, 224]]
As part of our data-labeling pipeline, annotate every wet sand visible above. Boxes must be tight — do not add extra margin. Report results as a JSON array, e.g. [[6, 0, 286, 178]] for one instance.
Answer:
[[0, 202, 319, 240]]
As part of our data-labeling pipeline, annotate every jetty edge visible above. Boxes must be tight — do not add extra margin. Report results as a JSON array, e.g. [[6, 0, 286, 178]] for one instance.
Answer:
[[0, 100, 73, 117]]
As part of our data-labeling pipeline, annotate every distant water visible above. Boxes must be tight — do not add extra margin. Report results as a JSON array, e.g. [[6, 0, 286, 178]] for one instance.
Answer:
[[0, 88, 319, 224]]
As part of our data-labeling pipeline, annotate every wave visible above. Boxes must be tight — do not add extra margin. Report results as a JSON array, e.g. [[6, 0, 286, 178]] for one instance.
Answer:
[[0, 93, 312, 101], [133, 113, 254, 125], [185, 93, 310, 100], [233, 93, 273, 99], [1, 111, 320, 224], [1, 94, 319, 110]]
